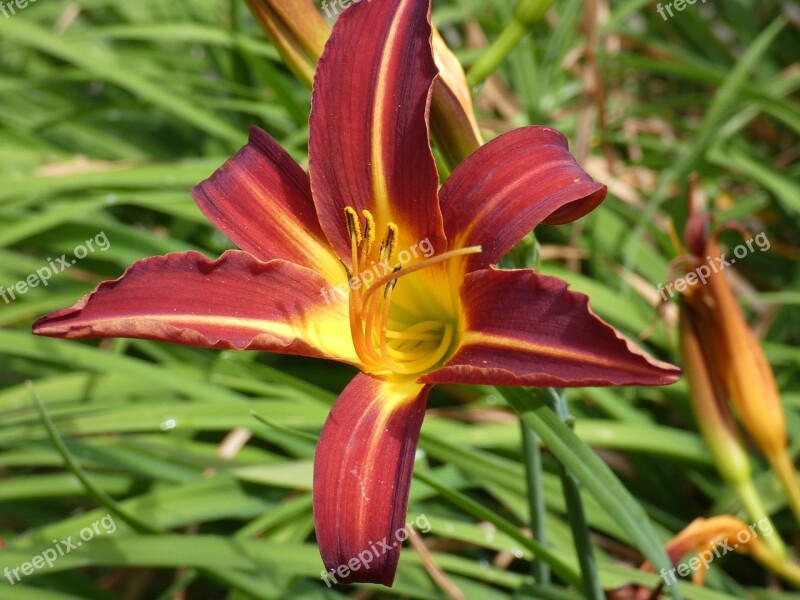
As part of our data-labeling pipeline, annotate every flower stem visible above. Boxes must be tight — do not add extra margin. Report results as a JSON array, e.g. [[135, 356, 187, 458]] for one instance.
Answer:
[[545, 388, 605, 600], [466, 0, 554, 88], [770, 448, 800, 526], [733, 479, 787, 559], [750, 542, 800, 587], [467, 19, 528, 88], [521, 419, 550, 585]]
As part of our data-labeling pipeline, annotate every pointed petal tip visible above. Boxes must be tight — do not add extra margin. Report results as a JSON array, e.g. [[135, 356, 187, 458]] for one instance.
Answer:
[[422, 268, 682, 388], [191, 126, 341, 280], [30, 251, 358, 363]]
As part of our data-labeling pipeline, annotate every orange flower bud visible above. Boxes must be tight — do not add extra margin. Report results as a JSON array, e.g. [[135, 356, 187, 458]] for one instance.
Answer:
[[430, 27, 483, 166], [681, 219, 786, 451], [677, 213, 800, 524], [245, 0, 329, 86], [679, 303, 751, 487], [245, 0, 483, 165], [639, 516, 800, 589]]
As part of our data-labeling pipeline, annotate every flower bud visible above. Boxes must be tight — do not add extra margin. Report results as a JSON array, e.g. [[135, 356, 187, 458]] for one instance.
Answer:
[[245, 0, 329, 86], [639, 516, 799, 588], [676, 213, 800, 525], [682, 219, 786, 461], [430, 27, 483, 166], [679, 303, 751, 487], [245, 0, 483, 165]]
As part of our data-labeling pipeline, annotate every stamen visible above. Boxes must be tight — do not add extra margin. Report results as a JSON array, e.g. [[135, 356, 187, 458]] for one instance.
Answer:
[[360, 290, 383, 363], [343, 207, 373, 364], [384, 330, 440, 341], [379, 278, 398, 367], [344, 207, 362, 245], [340, 208, 476, 378], [361, 245, 482, 313], [387, 325, 454, 375], [339, 258, 352, 281], [361, 210, 376, 264], [379, 223, 399, 263]]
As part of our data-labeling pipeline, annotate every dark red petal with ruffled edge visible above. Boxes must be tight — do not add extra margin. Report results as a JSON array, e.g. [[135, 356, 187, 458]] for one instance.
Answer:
[[421, 268, 680, 387], [33, 250, 359, 365], [439, 126, 606, 271], [308, 0, 446, 263], [192, 127, 342, 282], [314, 373, 430, 586]]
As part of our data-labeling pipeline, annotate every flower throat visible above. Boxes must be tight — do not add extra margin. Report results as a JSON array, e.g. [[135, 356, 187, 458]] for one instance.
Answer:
[[340, 207, 480, 377]]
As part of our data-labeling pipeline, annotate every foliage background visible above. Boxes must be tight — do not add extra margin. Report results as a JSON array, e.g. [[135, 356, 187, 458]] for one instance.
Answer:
[[0, 0, 798, 598]]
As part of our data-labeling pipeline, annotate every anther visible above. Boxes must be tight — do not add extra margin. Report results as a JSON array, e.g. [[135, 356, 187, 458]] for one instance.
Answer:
[[384, 267, 401, 298], [344, 207, 362, 245], [379, 223, 398, 263], [361, 210, 376, 258], [339, 258, 352, 281]]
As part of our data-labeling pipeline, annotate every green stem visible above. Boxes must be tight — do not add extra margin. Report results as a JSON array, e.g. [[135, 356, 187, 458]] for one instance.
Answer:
[[770, 449, 800, 527], [733, 479, 787, 559], [466, 0, 555, 88], [546, 388, 605, 600], [750, 542, 800, 587], [521, 420, 550, 585], [413, 470, 582, 589], [467, 19, 528, 88]]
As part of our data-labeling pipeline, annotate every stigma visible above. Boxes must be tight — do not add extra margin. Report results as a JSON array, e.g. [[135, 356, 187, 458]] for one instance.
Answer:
[[340, 207, 480, 378]]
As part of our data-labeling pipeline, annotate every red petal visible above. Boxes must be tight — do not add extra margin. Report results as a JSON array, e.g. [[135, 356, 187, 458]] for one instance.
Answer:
[[192, 127, 342, 282], [421, 268, 680, 387], [314, 373, 430, 586], [33, 251, 358, 364], [439, 127, 606, 271], [308, 0, 446, 262]]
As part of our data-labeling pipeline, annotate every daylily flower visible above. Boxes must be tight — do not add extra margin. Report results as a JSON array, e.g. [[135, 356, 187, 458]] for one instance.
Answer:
[[33, 0, 679, 586]]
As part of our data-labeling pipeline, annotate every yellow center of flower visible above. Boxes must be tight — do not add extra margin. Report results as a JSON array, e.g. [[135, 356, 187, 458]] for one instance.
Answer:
[[340, 207, 480, 378]]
